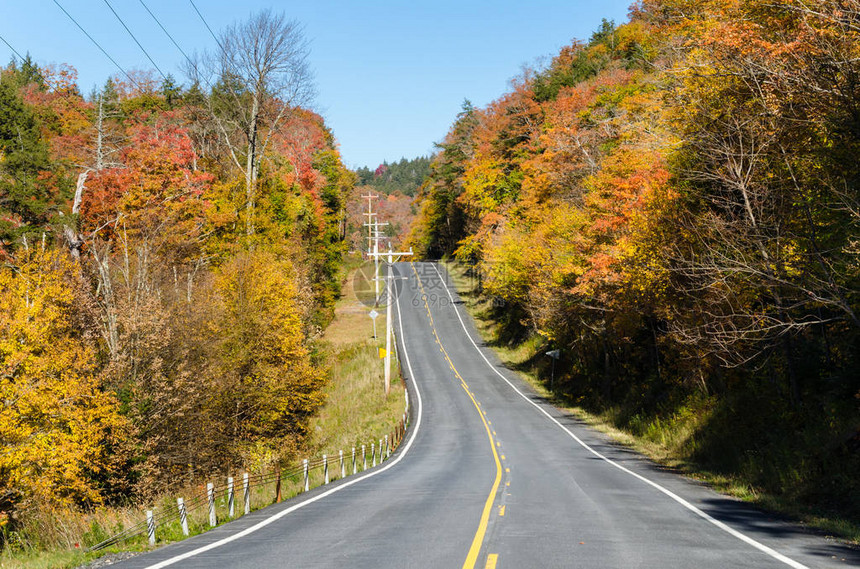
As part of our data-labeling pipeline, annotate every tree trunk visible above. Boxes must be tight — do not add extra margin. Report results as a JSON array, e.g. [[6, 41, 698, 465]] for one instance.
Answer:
[[92, 245, 119, 359], [96, 96, 105, 171], [63, 171, 89, 260], [245, 95, 260, 236]]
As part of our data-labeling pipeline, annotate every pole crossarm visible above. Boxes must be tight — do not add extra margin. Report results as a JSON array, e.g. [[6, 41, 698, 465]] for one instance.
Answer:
[[362, 191, 414, 395]]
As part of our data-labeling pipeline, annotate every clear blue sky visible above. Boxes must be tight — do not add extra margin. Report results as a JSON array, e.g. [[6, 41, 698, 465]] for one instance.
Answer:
[[0, 0, 633, 169]]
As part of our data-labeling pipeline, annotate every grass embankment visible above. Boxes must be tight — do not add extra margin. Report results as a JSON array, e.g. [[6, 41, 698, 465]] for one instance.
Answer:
[[442, 260, 860, 545], [0, 257, 405, 569], [308, 256, 406, 455]]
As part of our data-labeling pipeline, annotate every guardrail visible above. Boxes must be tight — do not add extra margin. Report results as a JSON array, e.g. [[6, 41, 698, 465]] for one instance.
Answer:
[[89, 391, 411, 552]]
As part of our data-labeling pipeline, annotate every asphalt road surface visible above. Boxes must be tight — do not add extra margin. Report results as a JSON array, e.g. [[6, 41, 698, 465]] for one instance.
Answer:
[[110, 262, 858, 569]]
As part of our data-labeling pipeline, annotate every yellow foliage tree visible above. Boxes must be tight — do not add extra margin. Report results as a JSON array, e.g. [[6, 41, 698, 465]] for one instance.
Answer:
[[0, 248, 125, 512], [213, 249, 326, 464]]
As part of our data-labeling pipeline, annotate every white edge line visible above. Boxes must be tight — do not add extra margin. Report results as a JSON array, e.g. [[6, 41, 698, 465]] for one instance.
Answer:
[[143, 266, 424, 569], [431, 263, 808, 569]]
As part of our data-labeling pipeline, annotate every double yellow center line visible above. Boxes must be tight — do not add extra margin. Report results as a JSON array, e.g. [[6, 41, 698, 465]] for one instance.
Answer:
[[411, 263, 502, 569]]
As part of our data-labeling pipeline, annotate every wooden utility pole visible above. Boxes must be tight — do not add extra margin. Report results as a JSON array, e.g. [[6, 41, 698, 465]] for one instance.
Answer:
[[363, 193, 411, 394], [369, 244, 412, 394], [362, 193, 389, 304]]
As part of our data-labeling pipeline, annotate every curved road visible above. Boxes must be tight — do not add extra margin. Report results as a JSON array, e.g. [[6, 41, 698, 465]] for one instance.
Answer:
[[112, 262, 857, 569]]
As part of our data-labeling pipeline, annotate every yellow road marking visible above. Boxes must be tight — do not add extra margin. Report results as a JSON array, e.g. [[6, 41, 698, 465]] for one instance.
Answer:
[[501, 455, 505, 460], [505, 468, 510, 473], [411, 263, 502, 569], [499, 505, 506, 516], [485, 554, 498, 569], [506, 481, 510, 487]]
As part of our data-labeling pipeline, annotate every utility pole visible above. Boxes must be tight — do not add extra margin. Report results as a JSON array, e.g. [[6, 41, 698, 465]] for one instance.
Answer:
[[363, 193, 412, 394], [361, 192, 377, 257], [369, 244, 412, 395], [362, 193, 388, 304], [361, 193, 378, 300]]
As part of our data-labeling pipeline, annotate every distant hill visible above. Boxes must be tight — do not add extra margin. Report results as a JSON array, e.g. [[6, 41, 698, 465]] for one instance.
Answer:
[[356, 156, 432, 197]]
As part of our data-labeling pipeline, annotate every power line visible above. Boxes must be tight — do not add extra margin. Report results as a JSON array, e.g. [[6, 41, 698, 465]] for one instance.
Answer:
[[102, 0, 167, 81], [144, 0, 243, 116], [188, 0, 225, 53], [138, 0, 194, 69], [184, 0, 249, 110], [51, 0, 142, 90], [0, 33, 25, 62]]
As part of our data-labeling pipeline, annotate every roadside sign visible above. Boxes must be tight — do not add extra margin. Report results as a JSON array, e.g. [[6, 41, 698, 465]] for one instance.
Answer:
[[545, 349, 560, 391], [378, 348, 387, 359], [369, 310, 379, 319]]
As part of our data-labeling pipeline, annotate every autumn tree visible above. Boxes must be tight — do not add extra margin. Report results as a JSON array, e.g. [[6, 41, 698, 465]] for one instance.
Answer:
[[193, 9, 315, 236], [0, 247, 125, 514], [0, 67, 64, 254], [645, 0, 860, 408], [212, 250, 326, 462], [409, 100, 478, 257], [0, 26, 355, 535]]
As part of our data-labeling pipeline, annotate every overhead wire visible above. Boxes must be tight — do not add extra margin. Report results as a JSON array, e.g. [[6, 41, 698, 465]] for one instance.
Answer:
[[138, 0, 220, 95], [101, 0, 167, 81], [186, 0, 242, 90], [188, 0, 226, 53], [51, 0, 143, 90], [137, 0, 194, 69], [181, 0, 254, 131], [141, 0, 237, 102], [0, 33, 25, 62]]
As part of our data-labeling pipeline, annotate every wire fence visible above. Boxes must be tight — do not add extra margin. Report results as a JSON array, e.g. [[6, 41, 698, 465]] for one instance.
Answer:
[[89, 391, 411, 552]]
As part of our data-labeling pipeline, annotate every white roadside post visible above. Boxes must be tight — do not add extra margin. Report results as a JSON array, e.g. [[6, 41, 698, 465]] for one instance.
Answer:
[[303, 459, 309, 491], [385, 434, 390, 458], [323, 454, 329, 484], [207, 483, 216, 527], [177, 498, 189, 536], [362, 444, 367, 470], [371, 442, 376, 467], [242, 473, 250, 515], [146, 510, 155, 546], [352, 447, 357, 475], [340, 450, 345, 479], [227, 477, 235, 518]]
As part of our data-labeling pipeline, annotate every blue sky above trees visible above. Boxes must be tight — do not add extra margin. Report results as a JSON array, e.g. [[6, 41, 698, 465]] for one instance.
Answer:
[[0, 0, 632, 168]]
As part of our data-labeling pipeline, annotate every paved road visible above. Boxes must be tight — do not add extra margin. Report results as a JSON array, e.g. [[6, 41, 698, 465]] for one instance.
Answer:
[[111, 262, 858, 569]]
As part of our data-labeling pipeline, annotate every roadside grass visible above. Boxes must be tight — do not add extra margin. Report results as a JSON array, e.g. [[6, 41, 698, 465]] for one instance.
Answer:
[[442, 260, 860, 545], [0, 506, 144, 569], [0, 256, 406, 569], [308, 254, 406, 458]]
